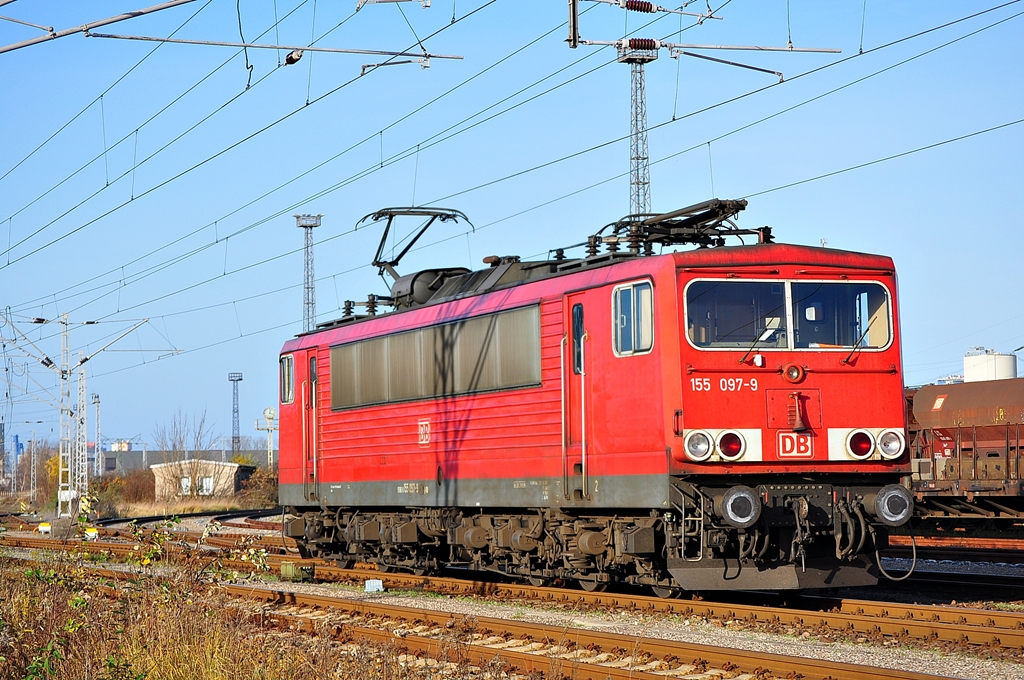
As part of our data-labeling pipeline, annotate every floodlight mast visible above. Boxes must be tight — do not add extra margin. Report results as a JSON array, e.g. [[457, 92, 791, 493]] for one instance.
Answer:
[[295, 214, 322, 333], [228, 373, 243, 456]]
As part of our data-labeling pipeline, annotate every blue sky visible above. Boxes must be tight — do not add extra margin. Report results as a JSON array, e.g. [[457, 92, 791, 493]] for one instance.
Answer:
[[1, 0, 1022, 449]]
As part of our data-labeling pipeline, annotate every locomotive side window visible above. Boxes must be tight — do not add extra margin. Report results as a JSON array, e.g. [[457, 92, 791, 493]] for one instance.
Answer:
[[792, 282, 890, 349], [329, 305, 541, 409], [613, 281, 653, 356], [279, 355, 294, 404], [686, 281, 787, 349], [572, 304, 584, 374]]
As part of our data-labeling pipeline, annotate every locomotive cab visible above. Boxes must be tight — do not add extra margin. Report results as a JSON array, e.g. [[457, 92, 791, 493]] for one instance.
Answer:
[[663, 245, 911, 588]]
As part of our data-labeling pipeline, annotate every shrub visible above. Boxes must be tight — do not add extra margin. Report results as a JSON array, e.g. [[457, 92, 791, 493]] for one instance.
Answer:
[[236, 466, 278, 509], [121, 469, 155, 503]]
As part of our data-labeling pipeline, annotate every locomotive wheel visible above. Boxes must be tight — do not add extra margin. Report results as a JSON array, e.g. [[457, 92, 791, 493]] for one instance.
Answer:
[[650, 585, 680, 599], [528, 576, 550, 587], [577, 578, 607, 592]]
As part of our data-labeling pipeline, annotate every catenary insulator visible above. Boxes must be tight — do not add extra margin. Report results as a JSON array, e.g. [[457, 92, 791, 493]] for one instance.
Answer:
[[628, 38, 658, 51], [625, 0, 655, 12]]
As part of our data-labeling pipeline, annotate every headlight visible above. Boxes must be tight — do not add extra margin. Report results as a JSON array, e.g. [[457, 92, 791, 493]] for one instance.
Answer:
[[783, 363, 805, 383], [877, 430, 905, 460], [717, 431, 745, 461], [714, 485, 762, 529], [684, 431, 712, 462], [865, 484, 913, 526], [846, 430, 875, 460]]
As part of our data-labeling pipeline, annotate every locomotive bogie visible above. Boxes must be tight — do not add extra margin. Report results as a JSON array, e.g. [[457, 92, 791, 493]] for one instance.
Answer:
[[286, 476, 900, 589]]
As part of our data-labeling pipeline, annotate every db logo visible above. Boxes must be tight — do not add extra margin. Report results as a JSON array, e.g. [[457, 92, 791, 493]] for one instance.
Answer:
[[778, 432, 813, 458], [418, 419, 431, 447]]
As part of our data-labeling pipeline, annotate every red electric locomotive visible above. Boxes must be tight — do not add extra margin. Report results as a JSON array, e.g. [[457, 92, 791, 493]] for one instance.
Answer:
[[279, 200, 914, 593]]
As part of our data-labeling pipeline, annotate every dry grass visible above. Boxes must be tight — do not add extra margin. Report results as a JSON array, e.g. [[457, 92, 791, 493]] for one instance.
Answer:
[[115, 499, 244, 517], [0, 543, 519, 680]]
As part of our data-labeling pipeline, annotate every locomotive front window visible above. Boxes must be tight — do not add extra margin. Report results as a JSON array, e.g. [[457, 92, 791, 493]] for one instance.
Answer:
[[686, 281, 787, 349], [684, 279, 892, 352], [613, 281, 653, 356], [792, 282, 890, 349], [279, 355, 294, 404]]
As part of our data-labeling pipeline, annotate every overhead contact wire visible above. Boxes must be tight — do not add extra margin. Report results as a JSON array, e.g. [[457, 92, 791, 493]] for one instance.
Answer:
[[1, 0, 499, 270]]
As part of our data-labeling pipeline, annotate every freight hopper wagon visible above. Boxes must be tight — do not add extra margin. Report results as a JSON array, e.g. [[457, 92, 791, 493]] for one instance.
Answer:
[[279, 200, 914, 594], [908, 378, 1024, 518]]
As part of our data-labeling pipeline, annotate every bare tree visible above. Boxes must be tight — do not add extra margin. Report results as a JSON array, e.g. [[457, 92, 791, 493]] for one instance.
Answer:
[[152, 410, 233, 500], [153, 409, 216, 462]]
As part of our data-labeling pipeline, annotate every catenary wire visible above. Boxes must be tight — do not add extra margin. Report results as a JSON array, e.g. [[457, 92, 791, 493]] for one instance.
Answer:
[[0, 0, 500, 271], [0, 0, 316, 257], [9, 2, 610, 311], [11, 0, 1014, 327], [82, 112, 1024, 376], [6, 0, 1015, 342], [0, 0, 214, 185]]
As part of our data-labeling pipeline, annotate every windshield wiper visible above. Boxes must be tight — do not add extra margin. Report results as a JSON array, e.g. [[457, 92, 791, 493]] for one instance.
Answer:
[[739, 318, 780, 364], [841, 321, 874, 365]]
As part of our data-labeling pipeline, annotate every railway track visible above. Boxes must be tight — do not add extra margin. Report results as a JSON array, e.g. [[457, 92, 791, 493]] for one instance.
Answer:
[[2, 554, 946, 680], [5, 531, 1024, 652], [240, 584, 944, 680], [886, 534, 1024, 564]]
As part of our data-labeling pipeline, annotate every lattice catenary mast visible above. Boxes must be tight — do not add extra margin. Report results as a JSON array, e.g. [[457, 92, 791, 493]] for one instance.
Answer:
[[29, 434, 37, 505], [0, 312, 146, 516], [295, 214, 323, 333], [568, 0, 838, 219], [58, 315, 72, 516], [74, 351, 88, 498], [620, 41, 657, 217], [92, 393, 102, 476], [228, 372, 243, 455]]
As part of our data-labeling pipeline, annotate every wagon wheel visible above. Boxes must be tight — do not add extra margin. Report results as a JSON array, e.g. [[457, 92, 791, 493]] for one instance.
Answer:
[[577, 578, 607, 592]]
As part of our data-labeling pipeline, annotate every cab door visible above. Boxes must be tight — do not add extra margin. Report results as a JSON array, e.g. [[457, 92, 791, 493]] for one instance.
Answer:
[[564, 294, 590, 500], [298, 349, 320, 502]]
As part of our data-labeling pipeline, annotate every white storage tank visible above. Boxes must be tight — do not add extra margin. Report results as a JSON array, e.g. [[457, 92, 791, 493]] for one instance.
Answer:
[[963, 347, 1018, 383]]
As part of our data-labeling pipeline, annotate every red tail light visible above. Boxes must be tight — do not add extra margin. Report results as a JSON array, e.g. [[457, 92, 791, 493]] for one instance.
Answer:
[[849, 431, 873, 458], [719, 432, 743, 459]]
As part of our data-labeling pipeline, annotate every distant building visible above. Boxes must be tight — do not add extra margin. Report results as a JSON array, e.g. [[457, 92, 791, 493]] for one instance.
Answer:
[[100, 449, 276, 476], [150, 459, 256, 501]]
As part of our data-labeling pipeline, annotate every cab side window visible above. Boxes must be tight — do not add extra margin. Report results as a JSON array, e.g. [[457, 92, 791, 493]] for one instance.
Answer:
[[613, 281, 653, 356], [280, 355, 294, 404]]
